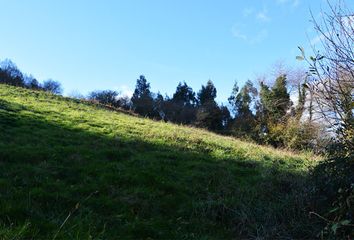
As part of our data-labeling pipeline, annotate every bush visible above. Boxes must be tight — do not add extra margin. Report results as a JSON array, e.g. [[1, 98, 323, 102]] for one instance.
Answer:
[[88, 90, 119, 107], [310, 151, 354, 239], [262, 118, 321, 151]]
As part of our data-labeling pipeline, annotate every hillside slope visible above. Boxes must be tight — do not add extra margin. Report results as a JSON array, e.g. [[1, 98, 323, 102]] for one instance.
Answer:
[[0, 84, 318, 239]]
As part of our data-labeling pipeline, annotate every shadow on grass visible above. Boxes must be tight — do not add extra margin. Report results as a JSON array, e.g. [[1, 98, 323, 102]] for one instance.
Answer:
[[0, 99, 316, 239]]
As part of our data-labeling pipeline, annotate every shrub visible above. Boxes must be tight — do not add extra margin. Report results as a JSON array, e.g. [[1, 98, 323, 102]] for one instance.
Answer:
[[310, 151, 354, 239], [263, 118, 321, 151]]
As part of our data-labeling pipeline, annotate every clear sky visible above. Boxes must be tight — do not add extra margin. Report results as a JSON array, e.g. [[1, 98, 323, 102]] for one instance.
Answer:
[[1, 0, 352, 102]]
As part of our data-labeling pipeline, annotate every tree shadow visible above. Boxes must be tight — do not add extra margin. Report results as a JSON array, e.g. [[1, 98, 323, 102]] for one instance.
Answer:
[[0, 99, 315, 239]]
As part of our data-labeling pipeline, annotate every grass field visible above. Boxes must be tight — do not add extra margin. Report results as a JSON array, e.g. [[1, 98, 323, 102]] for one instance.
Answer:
[[0, 84, 320, 239]]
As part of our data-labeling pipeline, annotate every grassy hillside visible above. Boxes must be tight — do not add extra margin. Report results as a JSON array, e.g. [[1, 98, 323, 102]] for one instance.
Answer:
[[0, 84, 319, 239]]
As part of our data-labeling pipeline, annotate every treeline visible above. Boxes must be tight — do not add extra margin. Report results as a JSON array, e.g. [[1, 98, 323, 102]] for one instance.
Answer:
[[0, 59, 321, 152], [88, 74, 322, 152], [0, 59, 63, 94]]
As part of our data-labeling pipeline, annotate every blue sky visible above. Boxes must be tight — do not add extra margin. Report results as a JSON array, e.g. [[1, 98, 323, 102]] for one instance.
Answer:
[[1, 0, 351, 102]]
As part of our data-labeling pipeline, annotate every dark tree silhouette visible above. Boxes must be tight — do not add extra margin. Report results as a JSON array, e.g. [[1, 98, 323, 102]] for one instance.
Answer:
[[88, 90, 120, 107], [42, 79, 63, 95], [25, 75, 41, 90], [228, 80, 258, 138], [131, 75, 159, 118], [0, 59, 25, 87], [163, 82, 197, 124], [196, 80, 225, 131], [197, 80, 217, 106]]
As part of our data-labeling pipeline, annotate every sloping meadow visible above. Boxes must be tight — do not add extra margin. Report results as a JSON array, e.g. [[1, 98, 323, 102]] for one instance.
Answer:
[[0, 84, 320, 239]]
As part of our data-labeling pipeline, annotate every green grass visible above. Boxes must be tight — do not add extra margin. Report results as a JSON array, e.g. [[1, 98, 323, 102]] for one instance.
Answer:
[[0, 84, 320, 239]]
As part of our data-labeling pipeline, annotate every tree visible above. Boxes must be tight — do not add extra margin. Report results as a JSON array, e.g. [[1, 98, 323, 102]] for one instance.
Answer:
[[197, 80, 217, 105], [228, 80, 258, 139], [154, 92, 165, 119], [172, 82, 196, 106], [117, 95, 132, 110], [131, 75, 158, 118], [196, 80, 224, 131], [295, 80, 307, 120], [271, 74, 291, 120], [297, 1, 353, 149], [25, 75, 41, 90], [164, 82, 197, 124], [259, 75, 291, 123], [256, 76, 293, 147], [297, 3, 354, 237], [0, 59, 25, 87], [227, 81, 239, 114], [220, 104, 231, 131], [88, 90, 120, 107], [195, 101, 224, 131], [42, 79, 63, 95], [229, 80, 257, 117]]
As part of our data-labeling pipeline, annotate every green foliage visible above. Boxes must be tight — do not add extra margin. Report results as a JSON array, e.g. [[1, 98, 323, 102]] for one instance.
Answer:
[[172, 81, 197, 106], [227, 81, 239, 113], [228, 80, 257, 117], [162, 82, 197, 124], [259, 75, 291, 123], [310, 152, 354, 239], [0, 84, 319, 239], [264, 118, 319, 150], [228, 80, 258, 140], [256, 76, 306, 149], [296, 2, 354, 236], [295, 82, 307, 118], [197, 80, 217, 106], [88, 90, 120, 107], [195, 80, 229, 131], [195, 101, 226, 131], [131, 75, 159, 118], [270, 75, 291, 121]]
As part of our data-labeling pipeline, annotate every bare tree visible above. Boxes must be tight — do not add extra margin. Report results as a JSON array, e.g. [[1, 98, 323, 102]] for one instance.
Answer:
[[42, 79, 63, 95], [298, 0, 353, 148]]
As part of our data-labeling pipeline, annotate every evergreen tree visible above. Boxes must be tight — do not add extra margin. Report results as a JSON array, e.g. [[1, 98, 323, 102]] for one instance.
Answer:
[[172, 82, 197, 106], [228, 80, 257, 117], [295, 81, 307, 119], [196, 80, 224, 131], [227, 81, 239, 114], [259, 81, 272, 118], [131, 75, 158, 118], [228, 80, 258, 139], [270, 74, 291, 121], [259, 75, 290, 123], [220, 104, 231, 131], [257, 75, 292, 147], [163, 82, 197, 124], [154, 92, 165, 120], [197, 80, 217, 105], [196, 101, 224, 131]]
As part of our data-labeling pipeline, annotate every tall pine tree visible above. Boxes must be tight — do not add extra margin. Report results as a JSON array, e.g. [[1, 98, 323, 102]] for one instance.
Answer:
[[164, 82, 197, 124], [131, 75, 158, 118], [196, 80, 225, 131]]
